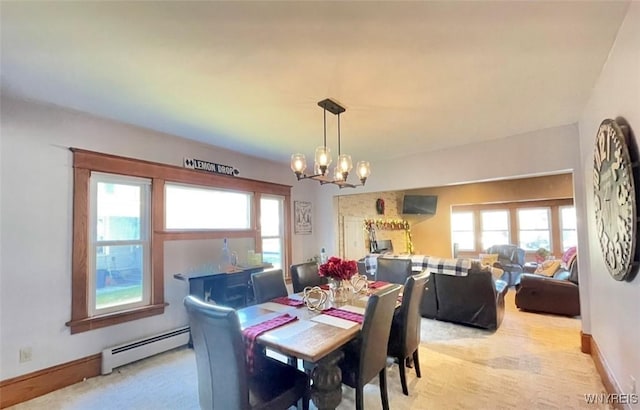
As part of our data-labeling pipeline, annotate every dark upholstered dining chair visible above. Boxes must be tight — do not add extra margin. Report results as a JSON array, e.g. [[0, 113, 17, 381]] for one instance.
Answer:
[[183, 295, 310, 410], [387, 272, 429, 395], [338, 284, 402, 410], [251, 269, 288, 304], [375, 258, 412, 285], [290, 262, 327, 293]]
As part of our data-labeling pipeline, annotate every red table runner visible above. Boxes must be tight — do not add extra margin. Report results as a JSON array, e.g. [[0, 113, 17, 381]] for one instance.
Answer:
[[271, 296, 304, 307], [368, 280, 389, 289], [242, 313, 298, 373], [322, 307, 364, 324]]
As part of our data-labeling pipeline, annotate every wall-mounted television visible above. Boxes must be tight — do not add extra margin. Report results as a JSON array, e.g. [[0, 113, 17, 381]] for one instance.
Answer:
[[402, 195, 438, 215]]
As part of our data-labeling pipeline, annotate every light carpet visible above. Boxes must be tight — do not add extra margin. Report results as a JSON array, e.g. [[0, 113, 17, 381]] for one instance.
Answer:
[[9, 292, 610, 409]]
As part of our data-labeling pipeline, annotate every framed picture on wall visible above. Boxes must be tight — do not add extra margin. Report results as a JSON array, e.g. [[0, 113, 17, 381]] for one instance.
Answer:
[[294, 201, 312, 234]]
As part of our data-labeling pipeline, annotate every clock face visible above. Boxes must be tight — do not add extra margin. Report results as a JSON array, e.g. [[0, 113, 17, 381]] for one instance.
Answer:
[[593, 119, 637, 281]]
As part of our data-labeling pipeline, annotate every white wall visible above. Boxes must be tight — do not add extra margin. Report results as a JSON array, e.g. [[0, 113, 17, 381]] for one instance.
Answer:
[[578, 2, 640, 395], [315, 123, 581, 258], [0, 95, 319, 379]]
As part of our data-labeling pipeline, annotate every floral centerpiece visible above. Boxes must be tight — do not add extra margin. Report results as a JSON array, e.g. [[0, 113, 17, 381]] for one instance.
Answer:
[[319, 256, 358, 281], [319, 256, 358, 303]]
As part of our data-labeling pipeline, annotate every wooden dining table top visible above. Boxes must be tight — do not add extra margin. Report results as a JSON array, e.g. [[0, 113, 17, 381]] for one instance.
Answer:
[[237, 283, 399, 363]]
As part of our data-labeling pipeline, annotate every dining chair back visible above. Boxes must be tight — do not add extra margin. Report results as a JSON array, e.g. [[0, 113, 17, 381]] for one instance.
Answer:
[[387, 272, 429, 395], [290, 262, 327, 293], [375, 258, 412, 285], [184, 295, 310, 410], [339, 284, 402, 410], [251, 269, 288, 303]]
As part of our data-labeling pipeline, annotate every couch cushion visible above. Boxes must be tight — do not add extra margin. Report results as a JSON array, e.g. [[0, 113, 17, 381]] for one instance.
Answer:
[[479, 253, 499, 267], [553, 270, 571, 281], [535, 260, 561, 276]]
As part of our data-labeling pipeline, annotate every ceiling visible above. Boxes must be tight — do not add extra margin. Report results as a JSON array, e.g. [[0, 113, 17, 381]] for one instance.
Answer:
[[0, 1, 630, 166]]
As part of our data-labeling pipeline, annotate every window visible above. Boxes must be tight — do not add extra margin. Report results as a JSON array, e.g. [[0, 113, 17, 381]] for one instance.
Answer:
[[90, 173, 151, 315], [261, 196, 284, 269], [165, 183, 252, 230], [69, 149, 291, 334], [480, 210, 509, 250], [451, 211, 475, 251], [518, 208, 551, 251], [560, 206, 577, 251]]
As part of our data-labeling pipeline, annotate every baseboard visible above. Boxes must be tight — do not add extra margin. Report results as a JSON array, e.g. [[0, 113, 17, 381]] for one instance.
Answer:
[[0, 353, 101, 408], [583, 333, 629, 410]]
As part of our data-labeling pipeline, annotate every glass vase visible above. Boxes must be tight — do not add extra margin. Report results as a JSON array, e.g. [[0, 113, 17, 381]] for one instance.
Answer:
[[328, 278, 350, 304]]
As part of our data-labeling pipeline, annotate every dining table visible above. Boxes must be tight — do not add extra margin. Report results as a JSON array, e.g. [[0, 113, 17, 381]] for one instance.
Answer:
[[236, 280, 399, 410]]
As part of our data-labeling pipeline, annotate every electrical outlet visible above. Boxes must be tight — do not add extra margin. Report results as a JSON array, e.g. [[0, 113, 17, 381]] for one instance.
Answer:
[[19, 347, 32, 363]]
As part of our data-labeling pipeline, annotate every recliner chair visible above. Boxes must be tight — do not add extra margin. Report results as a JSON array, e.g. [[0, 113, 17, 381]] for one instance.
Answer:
[[486, 244, 525, 286], [515, 253, 580, 316]]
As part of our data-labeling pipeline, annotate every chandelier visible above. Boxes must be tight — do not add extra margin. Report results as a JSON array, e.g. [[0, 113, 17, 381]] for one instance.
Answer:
[[290, 98, 371, 188]]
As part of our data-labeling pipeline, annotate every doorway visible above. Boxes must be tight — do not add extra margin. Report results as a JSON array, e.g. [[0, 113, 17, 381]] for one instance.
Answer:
[[343, 216, 366, 261]]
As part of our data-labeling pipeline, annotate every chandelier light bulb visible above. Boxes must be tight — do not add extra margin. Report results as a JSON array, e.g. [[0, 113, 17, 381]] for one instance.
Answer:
[[315, 146, 332, 167], [356, 161, 371, 180], [334, 166, 345, 181], [338, 154, 353, 174], [290, 153, 307, 174]]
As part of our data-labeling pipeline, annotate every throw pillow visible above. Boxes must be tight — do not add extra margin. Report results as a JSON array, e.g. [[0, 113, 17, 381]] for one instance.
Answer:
[[561, 246, 577, 270], [479, 253, 499, 267], [535, 260, 561, 276]]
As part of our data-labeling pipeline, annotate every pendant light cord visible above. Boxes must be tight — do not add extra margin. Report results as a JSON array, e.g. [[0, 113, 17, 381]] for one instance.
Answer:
[[337, 113, 341, 156], [323, 108, 327, 149]]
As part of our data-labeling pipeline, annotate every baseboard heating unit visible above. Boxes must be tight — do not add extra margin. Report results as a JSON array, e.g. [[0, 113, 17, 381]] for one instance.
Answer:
[[101, 326, 190, 374]]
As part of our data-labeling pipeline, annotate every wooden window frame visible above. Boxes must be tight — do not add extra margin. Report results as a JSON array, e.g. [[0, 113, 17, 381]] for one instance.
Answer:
[[451, 211, 476, 252], [559, 205, 577, 251], [479, 209, 510, 251], [67, 149, 292, 334], [453, 199, 573, 259], [516, 207, 552, 252]]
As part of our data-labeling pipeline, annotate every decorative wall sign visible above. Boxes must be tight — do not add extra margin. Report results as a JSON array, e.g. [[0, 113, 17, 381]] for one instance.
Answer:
[[184, 157, 240, 176], [593, 118, 639, 281], [294, 201, 312, 234]]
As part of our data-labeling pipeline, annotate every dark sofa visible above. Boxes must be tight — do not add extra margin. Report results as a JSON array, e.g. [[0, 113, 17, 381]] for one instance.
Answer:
[[420, 267, 509, 330], [515, 258, 580, 316]]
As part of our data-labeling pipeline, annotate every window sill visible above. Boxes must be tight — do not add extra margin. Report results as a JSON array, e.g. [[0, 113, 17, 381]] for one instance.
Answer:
[[66, 303, 168, 334]]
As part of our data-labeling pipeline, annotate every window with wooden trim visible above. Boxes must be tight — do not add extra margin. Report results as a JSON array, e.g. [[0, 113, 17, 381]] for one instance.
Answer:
[[451, 199, 573, 258], [560, 205, 577, 251], [260, 195, 285, 270], [68, 149, 292, 334], [451, 211, 475, 251], [480, 210, 510, 250], [165, 183, 253, 230], [518, 207, 551, 252], [90, 173, 151, 315]]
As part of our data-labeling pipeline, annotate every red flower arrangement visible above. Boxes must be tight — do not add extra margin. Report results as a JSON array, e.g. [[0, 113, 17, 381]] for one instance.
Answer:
[[319, 256, 358, 281]]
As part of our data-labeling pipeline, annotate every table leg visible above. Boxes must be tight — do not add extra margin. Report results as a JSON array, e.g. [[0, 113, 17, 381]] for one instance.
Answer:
[[311, 350, 344, 410]]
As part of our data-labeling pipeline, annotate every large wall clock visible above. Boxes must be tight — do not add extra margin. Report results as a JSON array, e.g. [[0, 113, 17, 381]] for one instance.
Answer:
[[593, 118, 639, 281]]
